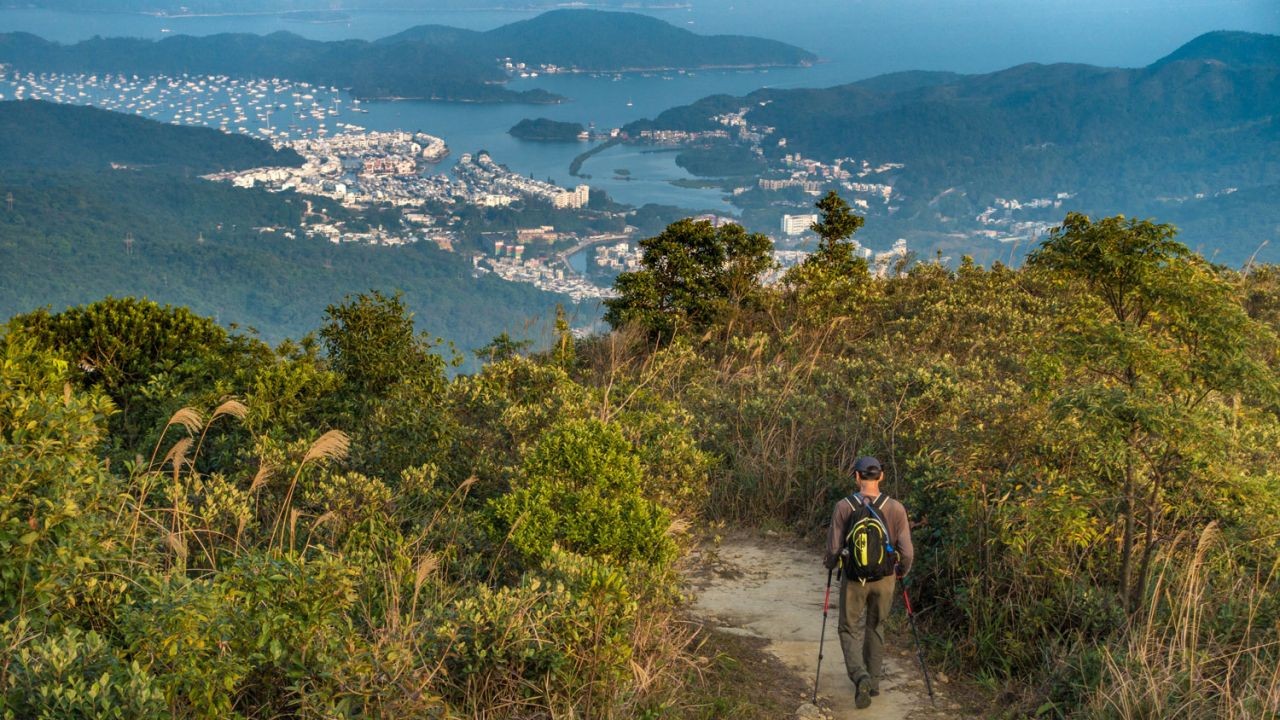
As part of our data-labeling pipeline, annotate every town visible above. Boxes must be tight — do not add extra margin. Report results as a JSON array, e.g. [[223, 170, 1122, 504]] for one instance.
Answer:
[[1, 67, 927, 299]]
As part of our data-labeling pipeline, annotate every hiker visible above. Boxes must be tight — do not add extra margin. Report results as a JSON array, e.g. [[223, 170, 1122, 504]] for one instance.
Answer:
[[824, 455, 914, 710]]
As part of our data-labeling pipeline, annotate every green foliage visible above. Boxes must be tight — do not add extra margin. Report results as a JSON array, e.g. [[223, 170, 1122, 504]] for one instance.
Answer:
[[1, 287, 715, 718], [1029, 212, 1276, 612], [1, 620, 166, 720], [0, 336, 126, 631], [605, 218, 775, 340], [8, 200, 1279, 717], [785, 191, 872, 316], [6, 297, 235, 447], [442, 548, 641, 718], [593, 209, 1280, 714], [490, 417, 675, 569]]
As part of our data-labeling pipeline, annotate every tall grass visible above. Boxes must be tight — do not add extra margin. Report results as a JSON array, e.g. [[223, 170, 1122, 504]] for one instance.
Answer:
[[1086, 523, 1280, 719]]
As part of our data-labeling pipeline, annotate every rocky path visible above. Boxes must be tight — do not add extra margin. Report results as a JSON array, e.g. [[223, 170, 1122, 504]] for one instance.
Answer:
[[687, 535, 970, 719]]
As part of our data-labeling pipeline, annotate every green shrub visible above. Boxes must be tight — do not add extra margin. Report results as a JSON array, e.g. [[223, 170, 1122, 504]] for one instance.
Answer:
[[490, 418, 675, 570], [1, 620, 166, 720], [440, 548, 640, 717]]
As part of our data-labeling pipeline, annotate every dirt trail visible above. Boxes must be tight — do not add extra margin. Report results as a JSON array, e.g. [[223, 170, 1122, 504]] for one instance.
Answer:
[[688, 535, 966, 719]]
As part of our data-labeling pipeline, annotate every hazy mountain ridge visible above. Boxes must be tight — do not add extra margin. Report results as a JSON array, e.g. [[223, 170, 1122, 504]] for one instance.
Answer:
[[6, 0, 682, 11], [0, 11, 813, 103], [0, 29, 550, 103]]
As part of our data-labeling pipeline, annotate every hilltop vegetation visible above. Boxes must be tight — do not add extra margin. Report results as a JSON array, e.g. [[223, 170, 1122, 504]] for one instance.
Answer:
[[0, 10, 813, 103], [4, 194, 1279, 717], [0, 101, 566, 360]]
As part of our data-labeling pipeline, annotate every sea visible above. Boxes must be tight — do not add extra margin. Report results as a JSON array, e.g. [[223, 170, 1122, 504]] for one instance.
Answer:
[[1, 0, 1277, 212]]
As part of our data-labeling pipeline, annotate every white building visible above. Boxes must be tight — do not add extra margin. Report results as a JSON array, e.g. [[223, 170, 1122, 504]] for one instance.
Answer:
[[480, 194, 514, 208], [781, 213, 818, 236], [553, 184, 591, 209]]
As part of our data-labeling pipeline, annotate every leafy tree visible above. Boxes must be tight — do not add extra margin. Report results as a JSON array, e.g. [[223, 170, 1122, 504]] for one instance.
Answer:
[[808, 190, 866, 275], [320, 291, 455, 479], [551, 304, 577, 370], [784, 191, 872, 316], [604, 218, 774, 340], [474, 332, 532, 364], [5, 297, 242, 448], [1029, 212, 1274, 612]]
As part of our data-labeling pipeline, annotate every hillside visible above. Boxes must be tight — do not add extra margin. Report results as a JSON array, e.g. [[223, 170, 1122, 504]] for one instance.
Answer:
[[3, 199, 1278, 719], [0, 101, 566, 357], [0, 11, 813, 103], [0, 100, 302, 170], [0, 30, 555, 103], [627, 31, 1280, 264]]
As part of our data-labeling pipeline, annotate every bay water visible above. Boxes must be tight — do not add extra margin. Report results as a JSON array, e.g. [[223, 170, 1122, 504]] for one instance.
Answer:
[[1, 1, 1276, 212]]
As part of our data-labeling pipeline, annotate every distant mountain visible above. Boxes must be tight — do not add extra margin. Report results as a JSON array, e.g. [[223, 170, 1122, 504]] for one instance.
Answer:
[[0, 100, 564, 357], [13, 0, 687, 11], [0, 30, 556, 103], [1151, 30, 1280, 69], [627, 31, 1280, 265], [0, 11, 813, 103], [382, 10, 816, 71]]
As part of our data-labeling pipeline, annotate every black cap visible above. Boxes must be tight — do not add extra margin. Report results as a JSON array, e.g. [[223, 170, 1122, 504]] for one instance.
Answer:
[[854, 456, 882, 477]]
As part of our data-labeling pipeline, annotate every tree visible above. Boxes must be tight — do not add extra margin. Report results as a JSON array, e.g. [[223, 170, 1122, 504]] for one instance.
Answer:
[[604, 218, 774, 340], [808, 190, 866, 275], [320, 291, 453, 479], [1028, 212, 1270, 612], [4, 297, 242, 448], [784, 192, 871, 316]]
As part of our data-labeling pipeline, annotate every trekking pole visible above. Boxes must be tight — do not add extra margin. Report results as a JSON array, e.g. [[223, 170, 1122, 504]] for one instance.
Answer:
[[812, 566, 835, 703], [900, 576, 936, 707]]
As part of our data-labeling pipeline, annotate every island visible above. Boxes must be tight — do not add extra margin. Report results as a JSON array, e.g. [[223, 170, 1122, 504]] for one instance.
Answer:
[[509, 118, 588, 142]]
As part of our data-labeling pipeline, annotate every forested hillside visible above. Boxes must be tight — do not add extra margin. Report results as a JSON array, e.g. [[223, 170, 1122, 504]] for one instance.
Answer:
[[0, 100, 302, 170], [0, 101, 567, 358], [4, 195, 1278, 717]]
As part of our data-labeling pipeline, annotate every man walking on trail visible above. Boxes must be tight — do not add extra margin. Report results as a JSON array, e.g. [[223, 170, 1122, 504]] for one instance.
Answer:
[[824, 456, 914, 710]]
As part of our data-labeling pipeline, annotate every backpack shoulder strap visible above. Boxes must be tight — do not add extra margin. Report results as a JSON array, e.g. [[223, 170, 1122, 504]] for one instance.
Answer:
[[871, 493, 890, 511]]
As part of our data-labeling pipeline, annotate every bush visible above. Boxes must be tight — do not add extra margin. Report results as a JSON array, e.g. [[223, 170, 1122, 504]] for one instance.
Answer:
[[490, 418, 675, 570]]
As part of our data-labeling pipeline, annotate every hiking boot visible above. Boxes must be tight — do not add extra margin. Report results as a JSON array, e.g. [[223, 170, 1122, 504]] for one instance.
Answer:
[[855, 677, 872, 709], [869, 688, 880, 697]]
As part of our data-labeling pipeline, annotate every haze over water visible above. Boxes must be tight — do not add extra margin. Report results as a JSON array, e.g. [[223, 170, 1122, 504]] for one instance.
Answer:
[[3, 0, 1276, 212]]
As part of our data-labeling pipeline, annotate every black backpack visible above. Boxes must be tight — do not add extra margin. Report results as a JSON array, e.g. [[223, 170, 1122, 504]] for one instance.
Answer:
[[842, 493, 897, 581]]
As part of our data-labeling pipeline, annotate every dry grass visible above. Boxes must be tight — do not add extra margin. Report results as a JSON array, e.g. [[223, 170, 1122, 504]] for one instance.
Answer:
[[1087, 523, 1280, 719]]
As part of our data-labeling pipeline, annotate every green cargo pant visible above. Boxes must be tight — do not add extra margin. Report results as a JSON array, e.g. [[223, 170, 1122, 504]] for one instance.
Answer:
[[838, 573, 896, 691]]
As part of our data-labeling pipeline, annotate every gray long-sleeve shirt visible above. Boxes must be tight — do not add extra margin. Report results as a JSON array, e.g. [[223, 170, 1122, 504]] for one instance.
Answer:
[[824, 492, 914, 576]]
